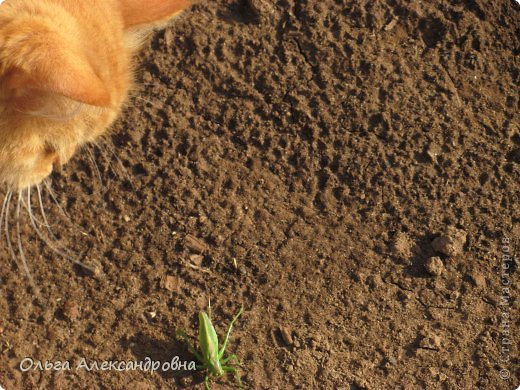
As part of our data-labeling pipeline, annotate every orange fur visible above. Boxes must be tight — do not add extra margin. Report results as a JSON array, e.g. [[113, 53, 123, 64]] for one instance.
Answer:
[[0, 0, 193, 190]]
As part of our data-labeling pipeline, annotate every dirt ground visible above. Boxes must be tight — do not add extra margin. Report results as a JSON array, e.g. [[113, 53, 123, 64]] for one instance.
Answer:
[[1, 0, 519, 388]]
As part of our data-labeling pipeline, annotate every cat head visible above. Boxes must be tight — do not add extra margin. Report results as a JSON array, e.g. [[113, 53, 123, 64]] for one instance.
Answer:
[[0, 0, 192, 190]]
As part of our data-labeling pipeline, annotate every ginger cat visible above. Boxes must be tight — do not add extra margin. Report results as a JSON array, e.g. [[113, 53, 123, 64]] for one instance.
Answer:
[[0, 0, 193, 190]]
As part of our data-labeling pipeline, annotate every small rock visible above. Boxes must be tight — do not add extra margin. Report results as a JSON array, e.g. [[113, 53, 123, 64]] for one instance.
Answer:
[[279, 326, 294, 346], [62, 301, 80, 321], [431, 226, 467, 256], [443, 359, 453, 367], [425, 256, 444, 276], [185, 234, 208, 253], [469, 272, 486, 288], [382, 355, 398, 368], [483, 294, 497, 305], [392, 232, 414, 260], [425, 143, 442, 163], [161, 275, 177, 292], [384, 17, 399, 31], [123, 215, 131, 223], [189, 254, 204, 266], [246, 0, 274, 18], [449, 291, 461, 300], [179, 376, 192, 386], [163, 29, 174, 47], [419, 333, 442, 350]]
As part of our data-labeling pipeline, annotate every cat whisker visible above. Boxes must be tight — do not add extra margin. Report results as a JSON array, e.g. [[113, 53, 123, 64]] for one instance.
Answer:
[[16, 191, 38, 293], [91, 142, 116, 182], [131, 95, 165, 111], [4, 192, 19, 270], [41, 181, 89, 237], [35, 185, 60, 238], [35, 184, 84, 244], [85, 145, 103, 188], [27, 187, 60, 250], [0, 192, 7, 230], [24, 189, 99, 276], [22, 187, 50, 229], [43, 179, 71, 220], [25, 188, 68, 256], [96, 141, 135, 189], [1, 191, 11, 257]]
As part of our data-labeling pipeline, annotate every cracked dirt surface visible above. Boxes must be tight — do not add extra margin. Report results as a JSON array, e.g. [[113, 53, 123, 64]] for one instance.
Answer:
[[1, 0, 519, 389]]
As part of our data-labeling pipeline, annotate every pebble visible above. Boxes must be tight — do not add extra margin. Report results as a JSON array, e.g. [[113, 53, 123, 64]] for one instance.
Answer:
[[469, 272, 486, 288], [185, 234, 208, 253], [387, 356, 397, 365], [62, 300, 80, 321], [279, 326, 294, 346], [425, 256, 444, 276], [426, 143, 441, 162], [163, 29, 174, 47], [419, 333, 442, 350], [384, 17, 399, 31], [161, 275, 177, 292], [246, 0, 274, 17], [392, 231, 414, 260], [189, 254, 204, 266], [431, 226, 467, 256], [179, 376, 192, 386]]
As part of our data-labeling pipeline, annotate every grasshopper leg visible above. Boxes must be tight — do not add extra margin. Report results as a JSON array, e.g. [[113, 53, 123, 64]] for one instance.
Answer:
[[189, 347, 204, 363], [222, 365, 243, 387], [218, 306, 244, 359], [221, 354, 240, 365]]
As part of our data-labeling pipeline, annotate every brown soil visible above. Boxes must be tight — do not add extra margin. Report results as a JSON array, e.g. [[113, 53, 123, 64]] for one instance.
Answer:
[[1, 0, 519, 389]]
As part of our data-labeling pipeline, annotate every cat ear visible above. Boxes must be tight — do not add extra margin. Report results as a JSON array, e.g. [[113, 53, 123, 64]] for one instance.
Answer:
[[119, 0, 193, 28], [5, 51, 110, 107]]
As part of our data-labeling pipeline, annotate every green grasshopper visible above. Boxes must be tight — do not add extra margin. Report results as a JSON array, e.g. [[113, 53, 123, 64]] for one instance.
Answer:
[[180, 305, 244, 389]]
